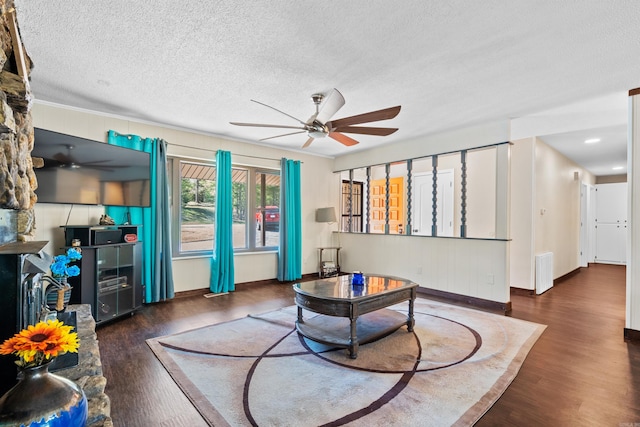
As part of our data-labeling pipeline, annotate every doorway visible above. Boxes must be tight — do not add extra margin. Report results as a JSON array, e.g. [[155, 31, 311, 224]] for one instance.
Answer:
[[412, 170, 454, 236]]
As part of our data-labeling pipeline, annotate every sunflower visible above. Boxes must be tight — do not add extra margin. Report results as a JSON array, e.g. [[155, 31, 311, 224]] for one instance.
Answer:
[[0, 319, 79, 368]]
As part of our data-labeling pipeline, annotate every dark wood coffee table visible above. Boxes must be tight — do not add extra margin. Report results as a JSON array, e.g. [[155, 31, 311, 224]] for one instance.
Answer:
[[293, 274, 417, 359]]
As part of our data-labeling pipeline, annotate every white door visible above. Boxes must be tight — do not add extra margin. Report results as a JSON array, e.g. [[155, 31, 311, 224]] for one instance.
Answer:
[[595, 182, 628, 264], [412, 170, 454, 236]]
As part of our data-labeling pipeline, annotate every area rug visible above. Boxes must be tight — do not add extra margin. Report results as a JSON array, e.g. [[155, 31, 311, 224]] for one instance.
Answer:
[[147, 299, 546, 426]]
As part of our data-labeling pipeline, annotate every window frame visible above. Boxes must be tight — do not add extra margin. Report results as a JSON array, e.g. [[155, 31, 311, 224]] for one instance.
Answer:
[[169, 156, 280, 258], [341, 179, 363, 232]]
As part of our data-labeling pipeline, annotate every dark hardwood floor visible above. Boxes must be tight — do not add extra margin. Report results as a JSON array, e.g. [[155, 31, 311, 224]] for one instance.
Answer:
[[97, 263, 640, 426]]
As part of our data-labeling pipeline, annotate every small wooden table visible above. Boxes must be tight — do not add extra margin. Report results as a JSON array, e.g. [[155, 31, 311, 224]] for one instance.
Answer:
[[293, 274, 417, 359]]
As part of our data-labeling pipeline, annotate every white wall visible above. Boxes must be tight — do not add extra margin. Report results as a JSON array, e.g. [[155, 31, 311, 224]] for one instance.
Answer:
[[340, 233, 510, 303], [534, 138, 595, 279], [509, 138, 535, 290], [31, 102, 338, 292], [466, 148, 498, 238]]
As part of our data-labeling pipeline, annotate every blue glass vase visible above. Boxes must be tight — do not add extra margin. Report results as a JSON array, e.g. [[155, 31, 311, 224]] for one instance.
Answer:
[[0, 361, 87, 426], [352, 272, 364, 285]]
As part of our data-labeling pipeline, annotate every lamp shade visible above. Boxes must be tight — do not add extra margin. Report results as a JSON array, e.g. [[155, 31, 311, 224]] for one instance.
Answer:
[[316, 207, 337, 223]]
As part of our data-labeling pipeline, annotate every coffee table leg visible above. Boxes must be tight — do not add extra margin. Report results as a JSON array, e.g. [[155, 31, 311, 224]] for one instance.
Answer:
[[349, 317, 359, 359], [297, 306, 304, 324], [407, 296, 415, 332]]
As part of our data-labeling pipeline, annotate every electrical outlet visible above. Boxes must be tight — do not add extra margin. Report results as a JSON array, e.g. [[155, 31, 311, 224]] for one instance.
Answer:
[[487, 274, 494, 285], [417, 266, 423, 275]]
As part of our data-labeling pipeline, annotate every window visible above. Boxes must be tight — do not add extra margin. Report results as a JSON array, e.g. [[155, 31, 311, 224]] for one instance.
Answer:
[[341, 179, 363, 232], [170, 157, 280, 257], [178, 161, 216, 252], [255, 171, 281, 247], [369, 164, 387, 234], [231, 168, 248, 249]]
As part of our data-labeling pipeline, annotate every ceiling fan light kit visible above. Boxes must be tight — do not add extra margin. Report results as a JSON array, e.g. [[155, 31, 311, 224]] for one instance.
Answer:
[[230, 88, 400, 148]]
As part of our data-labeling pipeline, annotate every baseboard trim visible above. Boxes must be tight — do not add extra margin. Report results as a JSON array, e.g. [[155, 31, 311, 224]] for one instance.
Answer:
[[174, 288, 210, 299], [174, 273, 322, 298], [417, 287, 512, 314], [624, 328, 640, 342], [510, 287, 535, 296], [554, 267, 581, 285], [509, 267, 582, 299]]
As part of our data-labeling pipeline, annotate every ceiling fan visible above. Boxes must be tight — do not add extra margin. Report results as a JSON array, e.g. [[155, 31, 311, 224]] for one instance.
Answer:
[[230, 88, 401, 148], [44, 144, 123, 172]]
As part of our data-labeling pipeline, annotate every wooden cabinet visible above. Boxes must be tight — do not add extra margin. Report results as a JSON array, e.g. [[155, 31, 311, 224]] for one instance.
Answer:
[[63, 226, 143, 324]]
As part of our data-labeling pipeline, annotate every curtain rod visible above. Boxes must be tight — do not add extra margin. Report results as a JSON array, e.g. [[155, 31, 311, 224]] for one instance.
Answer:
[[165, 140, 301, 163]]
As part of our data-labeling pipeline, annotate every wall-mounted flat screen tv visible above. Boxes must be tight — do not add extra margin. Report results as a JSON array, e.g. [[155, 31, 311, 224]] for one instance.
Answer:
[[31, 128, 151, 207]]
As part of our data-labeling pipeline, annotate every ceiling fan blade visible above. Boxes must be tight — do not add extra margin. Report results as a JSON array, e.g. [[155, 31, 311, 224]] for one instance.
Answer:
[[328, 105, 401, 128], [53, 153, 70, 163], [230, 122, 307, 130], [314, 89, 346, 124], [85, 165, 115, 172], [302, 137, 315, 148], [250, 99, 307, 126], [82, 159, 120, 165], [332, 126, 398, 136], [329, 132, 360, 146], [83, 161, 129, 168], [42, 158, 64, 168], [260, 130, 306, 141]]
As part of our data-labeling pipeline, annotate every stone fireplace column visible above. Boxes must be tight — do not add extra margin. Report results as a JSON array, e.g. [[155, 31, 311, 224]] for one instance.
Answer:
[[0, 2, 38, 242]]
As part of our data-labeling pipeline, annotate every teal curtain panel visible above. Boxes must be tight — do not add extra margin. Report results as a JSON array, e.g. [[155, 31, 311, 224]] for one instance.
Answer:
[[106, 130, 174, 303], [277, 158, 302, 281], [210, 150, 235, 293]]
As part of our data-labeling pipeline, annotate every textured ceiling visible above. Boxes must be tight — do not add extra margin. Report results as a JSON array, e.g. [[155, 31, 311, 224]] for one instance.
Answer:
[[13, 1, 640, 174]]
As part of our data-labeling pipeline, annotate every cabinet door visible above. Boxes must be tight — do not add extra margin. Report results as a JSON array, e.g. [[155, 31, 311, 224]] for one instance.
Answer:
[[595, 223, 627, 264], [596, 183, 627, 223], [116, 245, 135, 314], [96, 245, 135, 322], [96, 247, 118, 322]]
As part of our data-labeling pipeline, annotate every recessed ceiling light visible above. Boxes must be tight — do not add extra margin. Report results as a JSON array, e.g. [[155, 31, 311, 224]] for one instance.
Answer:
[[612, 166, 624, 170], [584, 138, 601, 144]]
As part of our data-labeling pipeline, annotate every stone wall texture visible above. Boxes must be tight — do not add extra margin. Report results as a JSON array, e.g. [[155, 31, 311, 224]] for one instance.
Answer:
[[57, 305, 113, 427], [0, 0, 37, 241]]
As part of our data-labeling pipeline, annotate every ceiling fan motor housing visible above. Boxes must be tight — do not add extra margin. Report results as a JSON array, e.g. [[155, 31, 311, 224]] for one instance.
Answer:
[[307, 121, 328, 138]]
